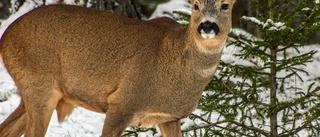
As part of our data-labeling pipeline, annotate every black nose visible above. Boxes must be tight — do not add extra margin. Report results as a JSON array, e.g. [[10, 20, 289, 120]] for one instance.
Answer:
[[197, 21, 220, 34]]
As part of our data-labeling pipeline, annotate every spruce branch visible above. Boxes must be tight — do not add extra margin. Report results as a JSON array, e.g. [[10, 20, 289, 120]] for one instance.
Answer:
[[229, 121, 270, 137]]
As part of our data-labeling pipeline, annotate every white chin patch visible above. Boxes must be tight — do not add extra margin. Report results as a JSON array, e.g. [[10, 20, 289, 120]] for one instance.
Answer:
[[200, 30, 216, 39]]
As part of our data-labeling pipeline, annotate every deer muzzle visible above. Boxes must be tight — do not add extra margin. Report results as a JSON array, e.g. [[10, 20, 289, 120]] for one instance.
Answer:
[[197, 21, 220, 39]]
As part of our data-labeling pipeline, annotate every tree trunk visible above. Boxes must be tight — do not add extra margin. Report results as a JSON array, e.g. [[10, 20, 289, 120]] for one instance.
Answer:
[[268, 1, 278, 137], [0, 0, 11, 19], [89, 0, 141, 19]]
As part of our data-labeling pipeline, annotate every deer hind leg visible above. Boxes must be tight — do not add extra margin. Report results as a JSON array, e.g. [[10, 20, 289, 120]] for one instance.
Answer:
[[158, 120, 183, 137], [0, 101, 27, 137], [19, 81, 63, 137]]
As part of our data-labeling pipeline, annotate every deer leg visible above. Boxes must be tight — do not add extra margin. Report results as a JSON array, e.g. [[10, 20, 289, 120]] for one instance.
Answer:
[[21, 85, 62, 137], [0, 101, 27, 137], [158, 120, 183, 137], [101, 109, 133, 137]]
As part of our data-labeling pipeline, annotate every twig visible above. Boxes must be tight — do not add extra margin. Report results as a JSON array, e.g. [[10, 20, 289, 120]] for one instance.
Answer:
[[230, 121, 270, 137]]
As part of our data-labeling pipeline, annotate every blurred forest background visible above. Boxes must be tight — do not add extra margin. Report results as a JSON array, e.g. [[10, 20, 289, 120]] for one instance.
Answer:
[[0, 0, 319, 43]]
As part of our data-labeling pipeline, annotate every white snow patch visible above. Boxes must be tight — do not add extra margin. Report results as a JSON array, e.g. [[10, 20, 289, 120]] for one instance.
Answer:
[[173, 8, 192, 16], [242, 16, 264, 26], [137, 131, 155, 137], [150, 0, 191, 19], [302, 7, 311, 11], [181, 117, 196, 130], [45, 0, 59, 5]]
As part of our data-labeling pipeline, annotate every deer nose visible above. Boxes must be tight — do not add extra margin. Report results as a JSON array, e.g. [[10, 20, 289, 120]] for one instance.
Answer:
[[197, 21, 220, 39]]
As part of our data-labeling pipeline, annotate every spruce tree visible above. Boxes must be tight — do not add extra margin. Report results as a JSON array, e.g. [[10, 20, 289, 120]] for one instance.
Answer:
[[187, 0, 320, 136]]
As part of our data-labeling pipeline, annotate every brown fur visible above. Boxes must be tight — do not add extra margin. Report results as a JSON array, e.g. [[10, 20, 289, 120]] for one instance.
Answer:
[[0, 0, 236, 136]]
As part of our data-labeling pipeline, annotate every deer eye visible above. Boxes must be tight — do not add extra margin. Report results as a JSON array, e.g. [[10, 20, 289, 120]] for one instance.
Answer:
[[194, 3, 199, 11], [221, 4, 229, 10]]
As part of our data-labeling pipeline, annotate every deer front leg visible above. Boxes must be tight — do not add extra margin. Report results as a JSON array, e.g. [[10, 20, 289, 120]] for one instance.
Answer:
[[158, 120, 183, 137], [101, 110, 133, 137], [22, 87, 62, 137]]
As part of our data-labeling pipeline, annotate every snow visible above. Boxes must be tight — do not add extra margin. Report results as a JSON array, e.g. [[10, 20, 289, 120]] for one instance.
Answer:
[[173, 8, 192, 25], [173, 8, 192, 16], [181, 118, 196, 130], [149, 0, 191, 19], [242, 16, 294, 32], [302, 7, 311, 11], [242, 16, 264, 26], [0, 63, 16, 102], [46, 0, 60, 5]]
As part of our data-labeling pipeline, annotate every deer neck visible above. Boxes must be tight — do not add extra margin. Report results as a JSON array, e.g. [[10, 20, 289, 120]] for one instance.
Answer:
[[183, 27, 226, 78], [158, 25, 226, 79]]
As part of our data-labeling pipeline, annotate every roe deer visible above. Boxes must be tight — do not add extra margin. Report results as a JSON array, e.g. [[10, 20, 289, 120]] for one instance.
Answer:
[[0, 0, 236, 136]]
